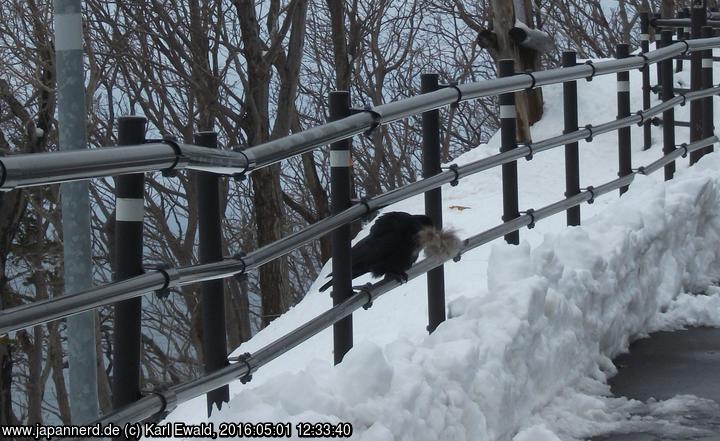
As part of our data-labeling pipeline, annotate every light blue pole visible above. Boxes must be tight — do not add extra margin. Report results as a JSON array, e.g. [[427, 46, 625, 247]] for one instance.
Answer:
[[54, 0, 99, 423]]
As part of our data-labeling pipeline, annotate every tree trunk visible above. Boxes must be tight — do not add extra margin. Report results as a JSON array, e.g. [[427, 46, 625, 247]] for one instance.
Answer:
[[235, 0, 309, 327], [48, 323, 71, 423], [662, 0, 675, 18], [0, 187, 24, 427], [189, 0, 219, 131], [225, 280, 251, 348], [326, 0, 351, 90], [0, 336, 14, 426], [490, 0, 544, 142]]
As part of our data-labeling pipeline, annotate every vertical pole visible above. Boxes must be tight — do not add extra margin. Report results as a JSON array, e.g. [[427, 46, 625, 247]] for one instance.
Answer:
[[329, 91, 353, 365], [498, 59, 519, 245], [690, 3, 707, 165], [617, 44, 632, 195], [676, 9, 688, 73], [421, 74, 446, 334], [655, 14, 663, 88], [54, 0, 99, 424], [683, 6, 692, 39], [194, 131, 229, 415], [702, 25, 715, 155], [661, 31, 676, 181], [641, 12, 652, 150], [112, 116, 146, 419], [562, 52, 581, 226]]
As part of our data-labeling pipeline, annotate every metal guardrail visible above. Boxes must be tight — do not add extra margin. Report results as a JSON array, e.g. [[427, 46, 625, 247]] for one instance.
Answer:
[[2, 8, 717, 435], [1, 37, 719, 191], [65, 131, 718, 432], [654, 18, 720, 28], [3, 84, 719, 336]]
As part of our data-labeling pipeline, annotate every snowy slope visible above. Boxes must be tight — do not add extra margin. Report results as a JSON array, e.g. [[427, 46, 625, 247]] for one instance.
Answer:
[[152, 60, 720, 440]]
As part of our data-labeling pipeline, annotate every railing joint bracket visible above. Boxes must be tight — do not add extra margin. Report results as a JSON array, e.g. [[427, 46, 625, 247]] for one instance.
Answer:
[[230, 147, 251, 181], [585, 60, 596, 81], [518, 142, 534, 160], [679, 92, 687, 106], [681, 40, 690, 55], [351, 104, 382, 136], [636, 110, 645, 126], [147, 136, 183, 177], [354, 283, 375, 310], [442, 164, 460, 186], [232, 252, 248, 282], [523, 72, 537, 90], [235, 352, 253, 384], [143, 384, 177, 423], [521, 208, 536, 229], [440, 81, 463, 107], [144, 263, 178, 300], [351, 197, 375, 222], [680, 143, 689, 158], [583, 186, 596, 204]]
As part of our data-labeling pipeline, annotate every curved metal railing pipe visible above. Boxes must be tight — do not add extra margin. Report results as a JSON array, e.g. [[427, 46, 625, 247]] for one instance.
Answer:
[[3, 38, 720, 191], [653, 18, 720, 28], [0, 142, 251, 190], [3, 85, 719, 336], [0, 273, 168, 336], [0, 143, 178, 190]]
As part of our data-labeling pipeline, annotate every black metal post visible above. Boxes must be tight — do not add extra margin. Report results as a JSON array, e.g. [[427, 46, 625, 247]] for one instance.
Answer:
[[562, 52, 581, 226], [677, 9, 689, 72], [617, 44, 632, 195], [421, 74, 446, 334], [641, 12, 653, 150], [690, 4, 707, 165], [661, 30, 677, 181], [112, 116, 146, 419], [329, 91, 353, 364], [703, 25, 715, 155], [656, 13, 663, 88], [194, 131, 229, 416], [499, 59, 520, 244]]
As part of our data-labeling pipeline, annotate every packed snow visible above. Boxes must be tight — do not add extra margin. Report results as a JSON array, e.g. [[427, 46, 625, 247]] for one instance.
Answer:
[[151, 57, 720, 440]]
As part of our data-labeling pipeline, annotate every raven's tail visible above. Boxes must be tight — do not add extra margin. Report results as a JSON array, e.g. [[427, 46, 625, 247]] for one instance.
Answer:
[[418, 227, 463, 261]]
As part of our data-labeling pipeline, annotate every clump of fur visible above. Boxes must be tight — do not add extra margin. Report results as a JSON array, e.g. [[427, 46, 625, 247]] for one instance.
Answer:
[[417, 227, 463, 261]]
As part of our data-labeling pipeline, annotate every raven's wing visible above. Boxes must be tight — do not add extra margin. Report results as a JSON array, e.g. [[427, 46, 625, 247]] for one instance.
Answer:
[[351, 219, 414, 276], [319, 234, 383, 291], [349, 234, 378, 277], [322, 212, 423, 290]]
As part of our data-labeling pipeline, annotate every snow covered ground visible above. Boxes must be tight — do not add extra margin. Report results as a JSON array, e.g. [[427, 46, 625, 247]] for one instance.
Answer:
[[152, 58, 720, 440]]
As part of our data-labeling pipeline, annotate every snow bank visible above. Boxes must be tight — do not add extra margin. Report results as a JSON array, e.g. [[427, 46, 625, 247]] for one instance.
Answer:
[[154, 59, 720, 440]]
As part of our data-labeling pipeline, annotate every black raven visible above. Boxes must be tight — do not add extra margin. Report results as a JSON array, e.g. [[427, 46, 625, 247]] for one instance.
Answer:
[[319, 211, 461, 292]]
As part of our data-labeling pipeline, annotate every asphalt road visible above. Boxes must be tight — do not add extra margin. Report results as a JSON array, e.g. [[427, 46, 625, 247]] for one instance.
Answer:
[[591, 327, 720, 441]]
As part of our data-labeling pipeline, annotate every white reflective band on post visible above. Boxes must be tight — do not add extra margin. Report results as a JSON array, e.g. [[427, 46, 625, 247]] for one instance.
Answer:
[[684, 27, 690, 33], [703, 58, 713, 68], [617, 80, 630, 93], [500, 105, 516, 119], [54, 14, 83, 51], [116, 198, 144, 222], [330, 150, 352, 167], [641, 34, 650, 41]]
